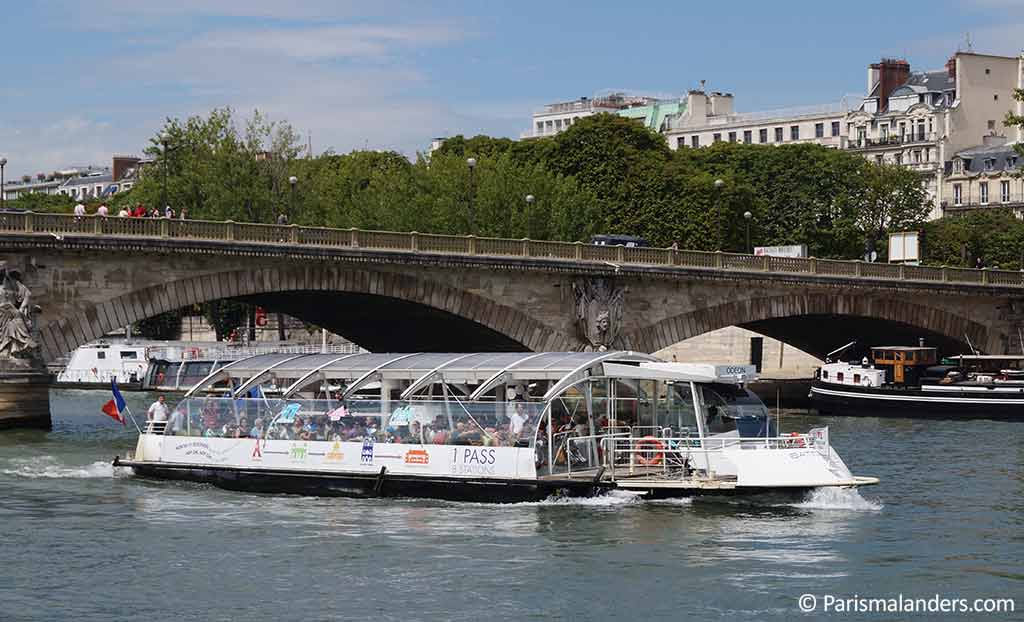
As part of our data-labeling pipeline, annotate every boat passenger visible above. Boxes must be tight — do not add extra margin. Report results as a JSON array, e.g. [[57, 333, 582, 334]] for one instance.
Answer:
[[249, 418, 264, 439], [166, 406, 185, 436]]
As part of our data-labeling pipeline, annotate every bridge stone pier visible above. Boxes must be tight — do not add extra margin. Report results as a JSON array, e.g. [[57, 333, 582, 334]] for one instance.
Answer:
[[2, 214, 1023, 426]]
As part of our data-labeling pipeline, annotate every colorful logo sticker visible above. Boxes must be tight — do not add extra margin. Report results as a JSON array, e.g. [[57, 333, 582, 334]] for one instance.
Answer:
[[289, 443, 308, 462], [360, 438, 374, 465], [404, 448, 430, 465], [325, 441, 345, 462], [251, 440, 263, 461]]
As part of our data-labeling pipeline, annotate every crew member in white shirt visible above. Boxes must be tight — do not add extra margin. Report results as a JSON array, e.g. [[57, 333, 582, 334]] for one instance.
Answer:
[[147, 395, 170, 423]]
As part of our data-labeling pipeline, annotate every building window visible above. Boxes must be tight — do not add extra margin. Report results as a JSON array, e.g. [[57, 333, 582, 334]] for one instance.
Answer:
[[555, 119, 562, 130], [831, 121, 840, 136], [1002, 180, 1011, 203], [994, 94, 999, 101], [916, 122, 925, 141], [988, 120, 996, 130], [677, 137, 686, 149], [985, 158, 995, 171], [815, 122, 824, 138], [535, 122, 543, 133], [913, 150, 921, 163], [898, 122, 906, 140], [954, 183, 962, 205], [953, 159, 962, 173], [980, 182, 989, 205], [743, 130, 752, 144], [759, 128, 768, 143], [875, 155, 884, 165], [894, 153, 902, 165], [880, 124, 889, 140], [728, 131, 737, 143], [691, 135, 700, 148], [713, 133, 722, 143], [790, 125, 799, 141], [925, 148, 930, 162], [1010, 157, 1018, 168]]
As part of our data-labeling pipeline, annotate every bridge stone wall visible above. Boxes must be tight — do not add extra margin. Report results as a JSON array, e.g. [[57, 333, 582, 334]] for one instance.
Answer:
[[2, 233, 1023, 363]]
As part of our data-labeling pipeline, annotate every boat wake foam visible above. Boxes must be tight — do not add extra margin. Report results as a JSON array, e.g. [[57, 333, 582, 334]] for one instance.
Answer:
[[796, 487, 883, 511], [1, 456, 118, 479], [534, 489, 647, 507]]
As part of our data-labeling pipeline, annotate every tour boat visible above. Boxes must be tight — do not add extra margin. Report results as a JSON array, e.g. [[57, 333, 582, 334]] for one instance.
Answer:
[[810, 345, 1024, 420], [114, 352, 878, 502]]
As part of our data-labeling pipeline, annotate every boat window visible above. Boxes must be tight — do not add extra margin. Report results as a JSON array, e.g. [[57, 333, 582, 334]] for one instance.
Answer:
[[906, 352, 915, 362], [173, 397, 544, 447], [97, 351, 106, 360], [120, 351, 138, 360], [837, 372, 844, 382], [853, 374, 861, 384], [822, 370, 829, 379], [701, 384, 771, 437]]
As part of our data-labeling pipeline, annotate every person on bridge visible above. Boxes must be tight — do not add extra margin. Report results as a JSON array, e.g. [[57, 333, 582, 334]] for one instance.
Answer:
[[147, 395, 169, 423]]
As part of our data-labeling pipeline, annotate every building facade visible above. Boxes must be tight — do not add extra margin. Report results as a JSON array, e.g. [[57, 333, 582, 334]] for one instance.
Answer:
[[2, 156, 142, 203], [663, 92, 849, 150], [663, 52, 1024, 220], [522, 92, 683, 138], [943, 139, 1023, 216]]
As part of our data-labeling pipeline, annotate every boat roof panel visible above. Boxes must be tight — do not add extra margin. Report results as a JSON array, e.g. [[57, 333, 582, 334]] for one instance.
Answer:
[[204, 351, 663, 389]]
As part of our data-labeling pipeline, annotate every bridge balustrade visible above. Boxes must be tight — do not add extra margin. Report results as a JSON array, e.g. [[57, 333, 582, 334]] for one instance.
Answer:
[[815, 259, 859, 277], [4, 213, 1023, 289]]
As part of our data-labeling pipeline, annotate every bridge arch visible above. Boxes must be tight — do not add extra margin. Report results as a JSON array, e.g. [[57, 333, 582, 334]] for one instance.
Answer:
[[38, 266, 572, 361], [623, 294, 989, 359]]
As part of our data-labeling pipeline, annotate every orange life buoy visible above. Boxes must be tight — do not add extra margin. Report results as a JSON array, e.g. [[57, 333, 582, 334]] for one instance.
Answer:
[[635, 436, 665, 466]]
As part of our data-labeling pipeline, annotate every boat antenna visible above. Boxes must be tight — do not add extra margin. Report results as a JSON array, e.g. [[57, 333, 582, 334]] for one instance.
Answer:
[[1017, 327, 1023, 354], [964, 334, 979, 355], [825, 341, 857, 362]]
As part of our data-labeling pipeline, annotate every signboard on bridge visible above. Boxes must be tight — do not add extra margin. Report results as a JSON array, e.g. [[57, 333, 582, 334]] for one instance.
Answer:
[[888, 231, 920, 264], [754, 245, 807, 258]]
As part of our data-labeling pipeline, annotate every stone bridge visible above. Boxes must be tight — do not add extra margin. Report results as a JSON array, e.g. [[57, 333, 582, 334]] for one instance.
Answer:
[[2, 213, 1023, 363]]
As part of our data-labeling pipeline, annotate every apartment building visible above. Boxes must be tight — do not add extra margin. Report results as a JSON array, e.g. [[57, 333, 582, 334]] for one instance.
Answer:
[[522, 92, 679, 138], [944, 138, 1023, 216], [663, 52, 1024, 219]]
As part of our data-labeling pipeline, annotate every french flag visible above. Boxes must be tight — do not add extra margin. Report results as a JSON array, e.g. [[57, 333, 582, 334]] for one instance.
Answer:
[[101, 378, 127, 426]]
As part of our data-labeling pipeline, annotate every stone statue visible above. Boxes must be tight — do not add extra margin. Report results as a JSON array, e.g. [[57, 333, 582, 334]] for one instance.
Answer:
[[573, 278, 624, 351], [0, 264, 39, 364]]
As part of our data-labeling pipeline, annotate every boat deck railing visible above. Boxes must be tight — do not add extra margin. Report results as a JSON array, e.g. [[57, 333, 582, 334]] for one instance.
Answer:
[[558, 431, 823, 481], [144, 421, 167, 435]]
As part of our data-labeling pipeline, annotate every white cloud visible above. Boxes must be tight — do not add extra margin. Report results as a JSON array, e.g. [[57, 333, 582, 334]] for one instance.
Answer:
[[4, 4, 514, 176]]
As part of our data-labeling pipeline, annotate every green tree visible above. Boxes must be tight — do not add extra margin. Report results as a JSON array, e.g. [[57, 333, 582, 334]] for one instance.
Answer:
[[850, 162, 931, 259], [135, 310, 181, 340], [202, 300, 249, 341]]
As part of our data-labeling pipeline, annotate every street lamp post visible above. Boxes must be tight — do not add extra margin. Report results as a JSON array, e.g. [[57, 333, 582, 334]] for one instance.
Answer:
[[159, 132, 170, 214], [0, 158, 6, 211], [524, 194, 534, 237], [288, 175, 297, 220], [713, 178, 725, 251], [466, 157, 477, 234], [743, 211, 753, 253]]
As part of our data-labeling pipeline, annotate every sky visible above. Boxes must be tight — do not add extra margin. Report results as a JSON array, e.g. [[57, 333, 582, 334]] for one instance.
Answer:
[[1, 0, 1022, 178]]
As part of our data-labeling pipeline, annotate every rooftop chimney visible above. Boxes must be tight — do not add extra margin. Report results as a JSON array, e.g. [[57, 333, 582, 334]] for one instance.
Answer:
[[870, 58, 911, 112], [946, 56, 957, 80]]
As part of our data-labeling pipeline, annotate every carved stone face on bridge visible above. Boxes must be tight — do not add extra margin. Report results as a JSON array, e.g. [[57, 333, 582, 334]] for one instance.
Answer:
[[573, 278, 624, 351]]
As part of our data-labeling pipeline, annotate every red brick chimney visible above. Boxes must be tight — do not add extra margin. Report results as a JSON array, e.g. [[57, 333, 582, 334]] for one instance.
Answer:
[[945, 56, 956, 80], [870, 58, 911, 112]]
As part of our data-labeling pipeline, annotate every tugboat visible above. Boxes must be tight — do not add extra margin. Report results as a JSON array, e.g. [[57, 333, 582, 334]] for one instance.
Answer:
[[810, 342, 1024, 420]]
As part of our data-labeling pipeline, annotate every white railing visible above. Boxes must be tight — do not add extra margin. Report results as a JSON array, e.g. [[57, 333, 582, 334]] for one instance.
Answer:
[[558, 430, 821, 480]]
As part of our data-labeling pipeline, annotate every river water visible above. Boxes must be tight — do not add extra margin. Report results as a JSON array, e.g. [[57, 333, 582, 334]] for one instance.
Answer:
[[1, 390, 1021, 621]]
